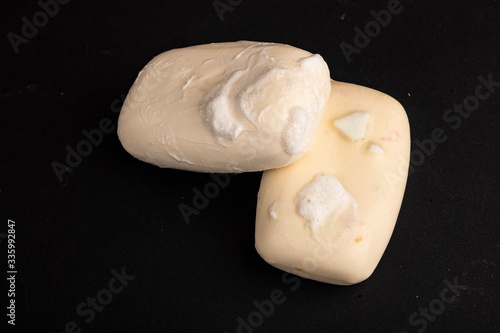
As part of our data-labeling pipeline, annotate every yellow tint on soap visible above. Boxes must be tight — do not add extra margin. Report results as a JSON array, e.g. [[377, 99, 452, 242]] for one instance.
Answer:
[[255, 80, 410, 285]]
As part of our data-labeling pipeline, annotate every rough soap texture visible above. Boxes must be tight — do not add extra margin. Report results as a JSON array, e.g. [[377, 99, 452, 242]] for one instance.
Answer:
[[117, 41, 331, 172]]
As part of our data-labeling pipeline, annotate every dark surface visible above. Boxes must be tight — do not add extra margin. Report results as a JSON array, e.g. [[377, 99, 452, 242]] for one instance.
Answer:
[[1, 0, 499, 332]]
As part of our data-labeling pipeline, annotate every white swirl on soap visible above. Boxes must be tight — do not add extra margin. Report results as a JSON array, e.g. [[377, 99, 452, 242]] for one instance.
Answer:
[[201, 69, 247, 144], [200, 50, 331, 154]]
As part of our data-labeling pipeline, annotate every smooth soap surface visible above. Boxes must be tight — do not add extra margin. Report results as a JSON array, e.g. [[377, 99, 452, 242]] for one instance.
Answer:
[[117, 41, 331, 172], [255, 80, 410, 285]]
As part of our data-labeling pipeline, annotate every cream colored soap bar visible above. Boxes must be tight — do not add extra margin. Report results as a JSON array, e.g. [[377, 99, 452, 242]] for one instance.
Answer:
[[117, 41, 331, 172], [255, 80, 410, 285]]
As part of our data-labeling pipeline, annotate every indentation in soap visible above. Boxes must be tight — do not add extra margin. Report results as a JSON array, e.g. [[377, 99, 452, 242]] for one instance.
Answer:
[[369, 144, 384, 154], [182, 75, 196, 90], [238, 67, 287, 126], [268, 202, 284, 222], [295, 172, 359, 231], [334, 112, 370, 141]]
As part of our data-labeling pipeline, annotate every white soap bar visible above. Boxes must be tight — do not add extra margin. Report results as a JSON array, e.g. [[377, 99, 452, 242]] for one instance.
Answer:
[[255, 80, 410, 285], [117, 41, 331, 172]]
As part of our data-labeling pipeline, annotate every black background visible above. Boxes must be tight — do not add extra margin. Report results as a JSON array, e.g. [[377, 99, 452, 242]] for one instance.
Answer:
[[1, 0, 499, 332]]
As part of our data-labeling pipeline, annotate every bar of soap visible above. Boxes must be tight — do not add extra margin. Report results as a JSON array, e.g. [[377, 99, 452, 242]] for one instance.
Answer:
[[255, 80, 410, 285], [117, 41, 331, 172]]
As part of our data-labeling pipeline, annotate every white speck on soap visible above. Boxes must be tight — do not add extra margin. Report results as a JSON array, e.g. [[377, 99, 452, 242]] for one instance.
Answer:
[[295, 172, 358, 231], [369, 144, 384, 154], [182, 75, 196, 90], [334, 112, 370, 141], [268, 202, 285, 222], [268, 202, 279, 220]]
